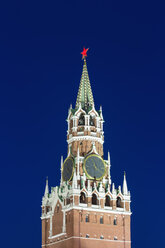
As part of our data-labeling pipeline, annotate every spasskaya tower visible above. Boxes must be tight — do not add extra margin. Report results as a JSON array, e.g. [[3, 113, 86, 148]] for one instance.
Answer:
[[41, 48, 131, 248]]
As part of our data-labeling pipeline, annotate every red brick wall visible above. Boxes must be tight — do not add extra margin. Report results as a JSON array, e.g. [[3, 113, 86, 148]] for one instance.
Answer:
[[52, 202, 63, 236], [42, 207, 131, 248]]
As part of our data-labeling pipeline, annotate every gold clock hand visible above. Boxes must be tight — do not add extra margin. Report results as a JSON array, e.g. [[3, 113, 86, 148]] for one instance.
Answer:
[[92, 161, 97, 169], [93, 161, 102, 174], [94, 161, 104, 174]]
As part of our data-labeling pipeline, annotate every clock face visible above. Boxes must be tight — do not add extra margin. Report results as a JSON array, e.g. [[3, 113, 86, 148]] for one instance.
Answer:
[[62, 157, 74, 181], [83, 154, 106, 180]]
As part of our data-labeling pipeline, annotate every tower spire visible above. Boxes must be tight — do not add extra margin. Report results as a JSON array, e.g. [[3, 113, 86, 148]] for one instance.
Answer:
[[60, 156, 63, 185], [108, 151, 111, 165], [44, 176, 49, 198], [122, 171, 128, 195], [75, 48, 94, 110]]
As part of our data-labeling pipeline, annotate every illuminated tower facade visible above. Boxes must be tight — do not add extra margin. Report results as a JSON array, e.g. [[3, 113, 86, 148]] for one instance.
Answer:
[[41, 48, 131, 248]]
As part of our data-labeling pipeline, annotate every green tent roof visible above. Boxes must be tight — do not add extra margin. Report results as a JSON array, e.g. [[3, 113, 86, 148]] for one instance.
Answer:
[[75, 59, 94, 110]]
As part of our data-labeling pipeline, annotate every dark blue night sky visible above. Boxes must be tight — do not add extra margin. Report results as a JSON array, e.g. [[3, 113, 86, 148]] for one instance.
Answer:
[[0, 1, 165, 247]]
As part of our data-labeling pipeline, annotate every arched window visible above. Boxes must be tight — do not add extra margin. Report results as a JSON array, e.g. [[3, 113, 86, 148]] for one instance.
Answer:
[[92, 193, 98, 205], [78, 114, 85, 125], [46, 206, 50, 213], [66, 195, 70, 205], [116, 197, 122, 208], [100, 216, 103, 224], [90, 116, 95, 126], [80, 192, 86, 204], [114, 217, 117, 225], [85, 215, 89, 222], [105, 195, 111, 207]]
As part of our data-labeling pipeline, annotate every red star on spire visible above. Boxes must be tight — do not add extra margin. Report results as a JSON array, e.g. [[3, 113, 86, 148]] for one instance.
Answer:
[[81, 47, 89, 59]]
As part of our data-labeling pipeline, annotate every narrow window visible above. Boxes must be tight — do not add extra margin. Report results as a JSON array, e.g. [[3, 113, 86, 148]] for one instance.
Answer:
[[105, 195, 111, 207], [85, 215, 89, 223], [46, 206, 50, 213], [116, 197, 122, 208], [78, 114, 85, 125], [80, 212, 83, 222], [80, 192, 86, 204], [86, 234, 89, 238], [100, 216, 103, 224], [92, 193, 98, 205], [90, 116, 95, 126], [114, 217, 117, 225], [66, 197, 70, 205], [57, 205, 59, 213]]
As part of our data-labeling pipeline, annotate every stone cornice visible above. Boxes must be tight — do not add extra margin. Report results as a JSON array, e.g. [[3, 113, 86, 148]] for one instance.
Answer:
[[67, 135, 104, 145]]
